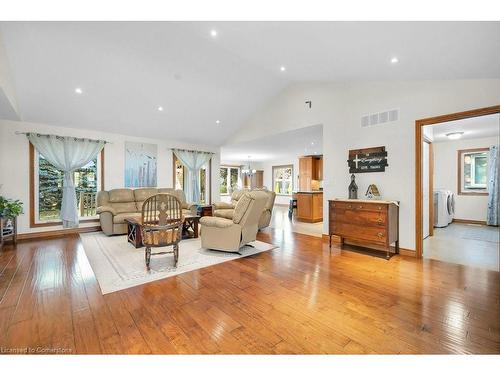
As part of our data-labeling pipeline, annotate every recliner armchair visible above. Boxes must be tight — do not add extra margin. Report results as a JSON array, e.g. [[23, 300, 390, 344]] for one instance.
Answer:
[[200, 190, 268, 252], [213, 188, 276, 229]]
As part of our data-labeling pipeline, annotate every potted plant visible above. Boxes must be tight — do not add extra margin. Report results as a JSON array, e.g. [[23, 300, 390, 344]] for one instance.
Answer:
[[0, 196, 23, 233]]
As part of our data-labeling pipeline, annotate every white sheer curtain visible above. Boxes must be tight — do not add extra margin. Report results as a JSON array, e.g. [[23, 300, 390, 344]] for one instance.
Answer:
[[487, 145, 499, 226], [27, 133, 105, 228], [173, 149, 213, 203]]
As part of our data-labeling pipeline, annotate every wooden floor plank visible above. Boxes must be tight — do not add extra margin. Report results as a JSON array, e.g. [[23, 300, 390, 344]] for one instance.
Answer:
[[0, 228, 498, 354]]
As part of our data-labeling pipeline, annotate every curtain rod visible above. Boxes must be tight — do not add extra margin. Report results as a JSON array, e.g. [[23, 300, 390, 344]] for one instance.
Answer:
[[15, 131, 112, 144], [171, 147, 215, 154]]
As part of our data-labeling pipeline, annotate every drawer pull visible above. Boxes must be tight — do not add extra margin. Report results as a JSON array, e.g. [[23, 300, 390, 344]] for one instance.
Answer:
[[347, 204, 352, 209], [377, 218, 383, 223], [358, 205, 363, 209], [377, 232, 384, 238], [378, 206, 382, 210]]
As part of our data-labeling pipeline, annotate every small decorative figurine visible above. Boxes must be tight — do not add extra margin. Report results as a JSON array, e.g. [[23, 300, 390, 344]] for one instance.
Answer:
[[348, 174, 358, 199], [365, 184, 381, 200]]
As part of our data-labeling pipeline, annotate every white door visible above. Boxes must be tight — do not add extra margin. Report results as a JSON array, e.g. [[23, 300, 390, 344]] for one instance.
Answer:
[[422, 141, 430, 238]]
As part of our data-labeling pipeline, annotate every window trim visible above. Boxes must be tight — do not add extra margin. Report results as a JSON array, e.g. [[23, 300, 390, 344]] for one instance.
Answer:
[[457, 147, 489, 196], [219, 165, 241, 196], [172, 153, 212, 204], [29, 143, 105, 228], [272, 164, 294, 196]]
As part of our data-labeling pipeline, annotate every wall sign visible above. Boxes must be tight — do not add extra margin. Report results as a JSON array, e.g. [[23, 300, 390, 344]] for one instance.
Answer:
[[348, 146, 388, 173]]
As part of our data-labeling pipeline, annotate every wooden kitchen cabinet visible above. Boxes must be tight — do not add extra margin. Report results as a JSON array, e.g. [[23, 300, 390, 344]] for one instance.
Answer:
[[298, 156, 323, 191], [295, 192, 323, 223]]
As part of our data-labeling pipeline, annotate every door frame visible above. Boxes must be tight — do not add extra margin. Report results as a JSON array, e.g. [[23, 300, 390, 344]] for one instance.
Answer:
[[415, 105, 500, 258], [422, 136, 434, 238]]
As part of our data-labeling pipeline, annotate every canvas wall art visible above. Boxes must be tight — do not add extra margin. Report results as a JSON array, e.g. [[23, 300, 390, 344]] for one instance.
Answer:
[[124, 142, 158, 187]]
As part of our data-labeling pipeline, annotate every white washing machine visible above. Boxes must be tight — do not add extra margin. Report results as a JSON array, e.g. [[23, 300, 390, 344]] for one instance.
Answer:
[[434, 190, 454, 228]]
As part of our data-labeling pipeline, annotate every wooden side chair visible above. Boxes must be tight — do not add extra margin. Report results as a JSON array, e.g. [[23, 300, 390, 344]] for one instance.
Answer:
[[141, 193, 184, 270]]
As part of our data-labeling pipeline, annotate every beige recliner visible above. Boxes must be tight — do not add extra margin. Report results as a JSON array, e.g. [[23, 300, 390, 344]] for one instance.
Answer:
[[96, 188, 195, 235], [200, 190, 268, 252], [213, 188, 276, 229]]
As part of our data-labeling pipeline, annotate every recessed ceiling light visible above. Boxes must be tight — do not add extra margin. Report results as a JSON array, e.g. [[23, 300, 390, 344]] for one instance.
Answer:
[[157, 106, 164, 112], [210, 29, 217, 37], [311, 141, 314, 146], [446, 132, 464, 140], [215, 120, 220, 124], [390, 57, 399, 64], [74, 87, 83, 94], [280, 66, 286, 72]]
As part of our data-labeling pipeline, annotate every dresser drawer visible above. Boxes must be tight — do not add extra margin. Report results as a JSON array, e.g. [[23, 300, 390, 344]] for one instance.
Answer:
[[330, 222, 387, 244], [330, 201, 387, 213], [331, 208, 387, 226]]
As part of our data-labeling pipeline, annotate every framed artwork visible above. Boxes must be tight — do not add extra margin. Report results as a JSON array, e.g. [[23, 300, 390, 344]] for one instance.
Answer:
[[124, 142, 158, 187]]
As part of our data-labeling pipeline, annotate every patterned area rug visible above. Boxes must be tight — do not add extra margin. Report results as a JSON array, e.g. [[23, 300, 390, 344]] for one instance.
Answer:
[[80, 232, 278, 294]]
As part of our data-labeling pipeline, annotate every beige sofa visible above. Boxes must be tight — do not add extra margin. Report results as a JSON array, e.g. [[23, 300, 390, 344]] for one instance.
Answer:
[[200, 190, 268, 252], [213, 188, 276, 229], [96, 188, 195, 235]]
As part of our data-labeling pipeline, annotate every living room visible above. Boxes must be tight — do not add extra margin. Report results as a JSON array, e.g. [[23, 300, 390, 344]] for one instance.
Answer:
[[1, 2, 500, 372]]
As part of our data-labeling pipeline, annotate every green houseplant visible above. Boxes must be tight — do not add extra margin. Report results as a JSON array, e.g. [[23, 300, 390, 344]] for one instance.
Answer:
[[0, 196, 24, 218]]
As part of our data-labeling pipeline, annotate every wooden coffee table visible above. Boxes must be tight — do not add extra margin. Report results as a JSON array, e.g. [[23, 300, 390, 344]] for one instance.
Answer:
[[125, 215, 201, 248], [182, 215, 201, 239], [125, 217, 143, 248]]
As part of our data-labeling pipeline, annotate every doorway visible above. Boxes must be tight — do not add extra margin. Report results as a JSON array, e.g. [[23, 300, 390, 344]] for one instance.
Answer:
[[415, 105, 500, 270]]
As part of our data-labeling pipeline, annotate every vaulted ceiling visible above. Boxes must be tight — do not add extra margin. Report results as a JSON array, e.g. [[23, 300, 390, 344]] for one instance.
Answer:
[[1, 21, 499, 145]]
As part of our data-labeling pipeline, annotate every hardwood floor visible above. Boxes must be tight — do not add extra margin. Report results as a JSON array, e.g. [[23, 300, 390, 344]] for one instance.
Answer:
[[0, 229, 499, 354]]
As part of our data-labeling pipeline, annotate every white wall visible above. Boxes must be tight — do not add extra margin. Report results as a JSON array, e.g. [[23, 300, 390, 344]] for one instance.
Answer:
[[0, 119, 220, 234], [0, 32, 19, 119], [227, 79, 500, 251], [433, 136, 498, 222]]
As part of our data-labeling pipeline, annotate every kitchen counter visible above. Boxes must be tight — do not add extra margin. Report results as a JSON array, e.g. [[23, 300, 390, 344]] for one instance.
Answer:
[[293, 191, 323, 223]]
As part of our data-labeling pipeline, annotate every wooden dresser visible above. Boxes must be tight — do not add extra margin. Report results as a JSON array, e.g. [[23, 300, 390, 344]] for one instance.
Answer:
[[328, 199, 399, 259]]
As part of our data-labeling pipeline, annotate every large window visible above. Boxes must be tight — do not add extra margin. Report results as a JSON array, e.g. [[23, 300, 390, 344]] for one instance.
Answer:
[[272, 165, 293, 195], [173, 154, 211, 204], [30, 144, 104, 227], [220, 166, 241, 195], [458, 148, 489, 195]]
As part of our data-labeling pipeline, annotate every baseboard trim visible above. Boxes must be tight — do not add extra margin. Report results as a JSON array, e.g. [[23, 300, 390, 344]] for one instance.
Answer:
[[321, 234, 415, 257], [17, 225, 101, 241], [452, 218, 487, 225]]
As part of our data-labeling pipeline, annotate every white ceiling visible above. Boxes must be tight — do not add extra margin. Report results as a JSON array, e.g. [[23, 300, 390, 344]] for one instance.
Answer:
[[1, 22, 499, 146], [431, 113, 500, 143], [221, 124, 323, 163]]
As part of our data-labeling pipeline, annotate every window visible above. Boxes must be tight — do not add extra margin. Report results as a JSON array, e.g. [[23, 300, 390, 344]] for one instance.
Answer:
[[30, 143, 104, 227], [173, 154, 211, 204], [458, 148, 489, 195], [219, 166, 241, 195], [272, 165, 293, 195]]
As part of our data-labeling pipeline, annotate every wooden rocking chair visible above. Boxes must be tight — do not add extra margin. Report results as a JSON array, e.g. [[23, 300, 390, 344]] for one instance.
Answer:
[[141, 193, 184, 270]]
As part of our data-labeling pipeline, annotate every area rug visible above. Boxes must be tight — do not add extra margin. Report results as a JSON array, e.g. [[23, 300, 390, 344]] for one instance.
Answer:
[[79, 232, 278, 294]]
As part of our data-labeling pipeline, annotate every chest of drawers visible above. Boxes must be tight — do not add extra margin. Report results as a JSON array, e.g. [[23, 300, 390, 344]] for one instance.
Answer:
[[328, 199, 399, 259]]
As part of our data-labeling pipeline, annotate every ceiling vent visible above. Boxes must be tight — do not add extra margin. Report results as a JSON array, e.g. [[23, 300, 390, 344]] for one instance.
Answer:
[[361, 109, 399, 128]]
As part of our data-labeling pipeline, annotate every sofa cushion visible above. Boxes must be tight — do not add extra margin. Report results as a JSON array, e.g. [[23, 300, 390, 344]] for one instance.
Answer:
[[214, 209, 234, 220], [233, 193, 252, 224], [113, 212, 142, 224], [200, 216, 234, 228], [112, 202, 140, 214], [158, 188, 186, 203], [134, 188, 157, 205], [108, 189, 135, 203]]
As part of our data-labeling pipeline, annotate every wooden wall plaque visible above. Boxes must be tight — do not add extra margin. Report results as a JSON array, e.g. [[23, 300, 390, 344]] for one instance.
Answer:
[[348, 146, 388, 173]]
